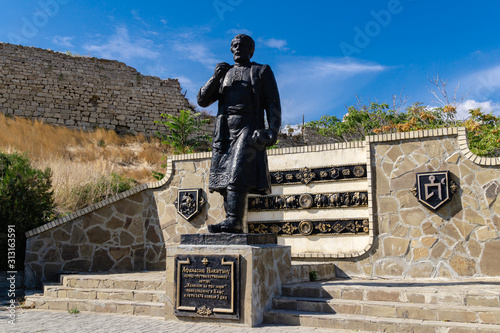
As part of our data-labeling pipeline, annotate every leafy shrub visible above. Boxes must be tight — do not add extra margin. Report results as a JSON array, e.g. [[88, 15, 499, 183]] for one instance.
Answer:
[[155, 110, 211, 155], [464, 109, 500, 157], [0, 152, 55, 270]]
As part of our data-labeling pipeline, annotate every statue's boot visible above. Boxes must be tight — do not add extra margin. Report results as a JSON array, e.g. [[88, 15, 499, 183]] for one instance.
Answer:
[[208, 190, 246, 233]]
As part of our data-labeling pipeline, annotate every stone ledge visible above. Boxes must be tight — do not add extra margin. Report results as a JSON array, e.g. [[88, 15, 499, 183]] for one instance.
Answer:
[[367, 127, 458, 143], [171, 140, 367, 161], [366, 126, 500, 166]]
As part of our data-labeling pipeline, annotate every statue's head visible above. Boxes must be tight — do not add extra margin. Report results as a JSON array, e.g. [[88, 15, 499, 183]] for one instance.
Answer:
[[231, 34, 255, 64]]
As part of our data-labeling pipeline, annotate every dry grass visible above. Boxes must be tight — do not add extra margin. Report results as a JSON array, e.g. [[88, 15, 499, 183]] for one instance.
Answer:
[[0, 114, 170, 214]]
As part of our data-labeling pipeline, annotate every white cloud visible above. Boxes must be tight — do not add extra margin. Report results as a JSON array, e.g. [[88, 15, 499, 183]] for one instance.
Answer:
[[312, 61, 385, 74], [259, 37, 288, 51], [131, 9, 150, 28], [52, 36, 74, 48], [176, 75, 198, 95], [275, 58, 387, 123], [461, 65, 500, 101], [144, 64, 168, 78], [457, 99, 500, 119], [172, 41, 220, 69], [84, 26, 159, 61], [160, 19, 168, 28]]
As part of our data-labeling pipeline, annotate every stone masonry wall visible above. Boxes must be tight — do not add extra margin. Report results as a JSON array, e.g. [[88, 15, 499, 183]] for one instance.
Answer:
[[333, 129, 500, 278], [24, 191, 164, 287], [0, 42, 211, 135]]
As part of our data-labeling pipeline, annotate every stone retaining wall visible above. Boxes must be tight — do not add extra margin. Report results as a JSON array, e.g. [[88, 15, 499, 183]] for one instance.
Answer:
[[24, 127, 500, 286], [334, 128, 500, 278], [0, 42, 213, 135], [24, 191, 164, 287]]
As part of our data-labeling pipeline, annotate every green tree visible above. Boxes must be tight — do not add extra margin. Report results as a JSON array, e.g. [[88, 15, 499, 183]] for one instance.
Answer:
[[155, 110, 211, 155], [0, 152, 56, 270], [304, 102, 405, 142], [304, 115, 341, 138]]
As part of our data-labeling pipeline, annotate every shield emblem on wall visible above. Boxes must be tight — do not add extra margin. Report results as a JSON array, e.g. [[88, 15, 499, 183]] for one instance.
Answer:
[[415, 171, 451, 211], [174, 189, 206, 220]]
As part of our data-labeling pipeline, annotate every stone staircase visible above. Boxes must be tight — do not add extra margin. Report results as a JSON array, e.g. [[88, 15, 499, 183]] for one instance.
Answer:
[[25, 267, 500, 332], [25, 271, 165, 317], [24, 263, 337, 317], [264, 278, 500, 332]]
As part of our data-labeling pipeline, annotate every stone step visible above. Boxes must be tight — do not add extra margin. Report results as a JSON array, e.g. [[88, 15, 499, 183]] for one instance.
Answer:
[[273, 296, 500, 325], [263, 309, 500, 333], [281, 278, 500, 307], [25, 296, 164, 317], [25, 271, 166, 317], [59, 271, 165, 291], [290, 261, 336, 283], [43, 285, 165, 303]]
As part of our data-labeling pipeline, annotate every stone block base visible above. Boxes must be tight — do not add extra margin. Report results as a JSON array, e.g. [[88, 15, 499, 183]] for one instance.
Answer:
[[165, 234, 291, 327]]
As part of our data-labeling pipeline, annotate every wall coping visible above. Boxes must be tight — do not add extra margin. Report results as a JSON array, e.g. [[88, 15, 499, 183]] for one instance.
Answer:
[[25, 126, 498, 238], [367, 126, 500, 166]]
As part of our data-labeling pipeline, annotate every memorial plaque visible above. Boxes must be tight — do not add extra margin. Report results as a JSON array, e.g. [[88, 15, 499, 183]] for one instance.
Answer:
[[174, 254, 240, 319]]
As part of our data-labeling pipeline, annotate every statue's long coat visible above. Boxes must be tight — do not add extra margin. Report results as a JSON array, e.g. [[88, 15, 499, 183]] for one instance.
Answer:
[[197, 62, 281, 195]]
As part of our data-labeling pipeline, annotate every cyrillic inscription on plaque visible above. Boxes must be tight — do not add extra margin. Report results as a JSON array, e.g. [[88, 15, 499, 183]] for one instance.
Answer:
[[174, 254, 240, 319]]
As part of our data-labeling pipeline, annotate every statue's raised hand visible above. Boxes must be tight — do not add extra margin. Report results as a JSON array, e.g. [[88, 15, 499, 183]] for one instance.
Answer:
[[214, 62, 231, 79]]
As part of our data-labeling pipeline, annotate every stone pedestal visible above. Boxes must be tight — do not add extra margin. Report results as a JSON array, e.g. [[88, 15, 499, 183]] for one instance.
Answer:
[[165, 233, 291, 327]]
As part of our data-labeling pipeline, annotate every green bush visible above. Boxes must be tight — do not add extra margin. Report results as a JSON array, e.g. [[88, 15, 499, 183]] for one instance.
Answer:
[[464, 109, 500, 157], [0, 152, 55, 270]]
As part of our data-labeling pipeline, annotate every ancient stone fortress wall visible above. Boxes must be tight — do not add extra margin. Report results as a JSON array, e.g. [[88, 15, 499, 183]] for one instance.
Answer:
[[0, 42, 203, 135], [25, 127, 500, 286]]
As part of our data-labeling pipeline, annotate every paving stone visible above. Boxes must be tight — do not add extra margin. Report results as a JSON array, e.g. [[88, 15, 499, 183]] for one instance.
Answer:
[[362, 303, 397, 317], [365, 290, 400, 302], [397, 306, 437, 320], [437, 309, 478, 323], [2, 310, 361, 333], [479, 311, 500, 325], [466, 295, 500, 307], [341, 289, 364, 300]]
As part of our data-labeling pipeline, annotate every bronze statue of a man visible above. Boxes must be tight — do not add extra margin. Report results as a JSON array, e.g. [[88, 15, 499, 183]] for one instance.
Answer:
[[197, 34, 281, 233]]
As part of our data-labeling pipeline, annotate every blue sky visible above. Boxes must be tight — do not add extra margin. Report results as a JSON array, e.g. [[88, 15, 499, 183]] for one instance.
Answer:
[[2, 0, 500, 125]]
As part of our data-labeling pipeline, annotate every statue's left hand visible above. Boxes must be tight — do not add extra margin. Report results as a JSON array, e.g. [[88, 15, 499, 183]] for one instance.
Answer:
[[252, 129, 276, 149]]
